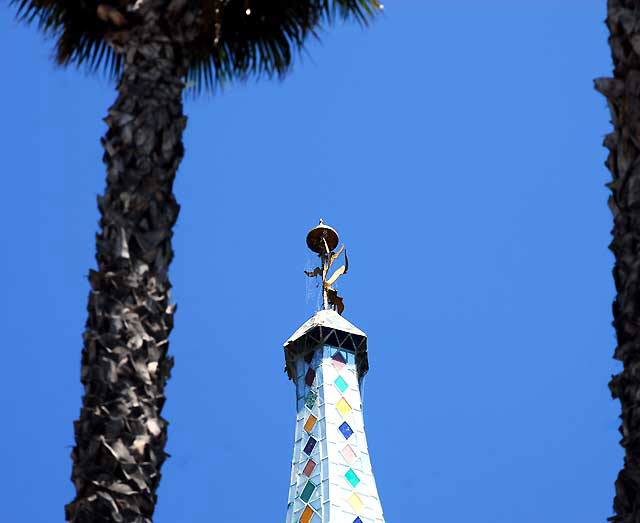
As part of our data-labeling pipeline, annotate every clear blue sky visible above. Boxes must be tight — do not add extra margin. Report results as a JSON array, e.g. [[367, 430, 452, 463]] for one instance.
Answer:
[[0, 2, 618, 522]]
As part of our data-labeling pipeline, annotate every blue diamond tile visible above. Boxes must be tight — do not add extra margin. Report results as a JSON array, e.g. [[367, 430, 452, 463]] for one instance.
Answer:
[[353, 518, 363, 523], [303, 436, 317, 456], [339, 421, 353, 440]]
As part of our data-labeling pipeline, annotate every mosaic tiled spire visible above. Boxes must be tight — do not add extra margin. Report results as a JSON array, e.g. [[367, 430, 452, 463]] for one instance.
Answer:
[[283, 309, 385, 523]]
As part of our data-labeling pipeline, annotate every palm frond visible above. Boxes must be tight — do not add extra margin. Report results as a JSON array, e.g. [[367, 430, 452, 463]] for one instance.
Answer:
[[10, 0, 382, 92]]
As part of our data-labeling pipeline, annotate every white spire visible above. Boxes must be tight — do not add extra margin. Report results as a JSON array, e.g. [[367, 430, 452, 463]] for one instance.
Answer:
[[284, 223, 385, 523]]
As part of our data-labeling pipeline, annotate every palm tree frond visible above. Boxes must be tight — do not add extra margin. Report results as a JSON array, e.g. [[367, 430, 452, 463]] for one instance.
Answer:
[[10, 0, 382, 91]]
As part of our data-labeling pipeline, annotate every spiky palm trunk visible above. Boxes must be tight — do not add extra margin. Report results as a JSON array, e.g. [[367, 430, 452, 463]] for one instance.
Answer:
[[65, 4, 195, 522], [597, 1, 640, 521]]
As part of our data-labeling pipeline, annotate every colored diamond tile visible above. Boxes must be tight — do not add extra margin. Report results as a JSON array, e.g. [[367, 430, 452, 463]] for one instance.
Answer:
[[345, 468, 360, 488], [303, 459, 317, 477], [300, 505, 314, 523], [336, 397, 352, 415], [300, 481, 316, 503], [305, 391, 317, 409], [303, 436, 317, 456], [341, 444, 357, 464], [348, 492, 364, 512], [334, 375, 348, 393], [339, 421, 354, 439], [305, 368, 316, 386], [353, 518, 363, 523], [304, 414, 317, 433], [332, 351, 346, 370]]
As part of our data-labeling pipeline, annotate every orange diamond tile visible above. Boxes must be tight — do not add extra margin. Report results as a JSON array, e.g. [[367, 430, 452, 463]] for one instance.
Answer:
[[304, 414, 317, 433], [300, 505, 314, 523]]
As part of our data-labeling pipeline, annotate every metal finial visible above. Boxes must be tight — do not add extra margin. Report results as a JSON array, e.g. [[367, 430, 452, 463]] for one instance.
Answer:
[[304, 220, 349, 315], [306, 219, 339, 253]]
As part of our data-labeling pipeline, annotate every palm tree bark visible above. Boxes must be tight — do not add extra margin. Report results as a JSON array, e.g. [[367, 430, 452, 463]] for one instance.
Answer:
[[65, 4, 195, 522], [597, 1, 640, 521]]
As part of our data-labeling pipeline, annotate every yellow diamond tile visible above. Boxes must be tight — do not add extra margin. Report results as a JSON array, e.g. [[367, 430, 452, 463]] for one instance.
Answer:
[[304, 414, 317, 433], [300, 505, 314, 523], [336, 397, 352, 415], [348, 492, 364, 512]]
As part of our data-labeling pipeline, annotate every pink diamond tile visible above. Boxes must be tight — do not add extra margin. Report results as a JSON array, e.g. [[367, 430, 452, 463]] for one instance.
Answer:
[[341, 444, 357, 464], [303, 459, 317, 477], [332, 351, 346, 371]]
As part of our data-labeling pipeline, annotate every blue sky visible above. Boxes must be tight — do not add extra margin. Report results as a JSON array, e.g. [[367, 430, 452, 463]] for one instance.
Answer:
[[0, 2, 619, 522]]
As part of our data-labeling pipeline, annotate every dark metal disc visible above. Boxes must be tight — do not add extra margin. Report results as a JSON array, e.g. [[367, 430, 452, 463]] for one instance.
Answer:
[[306, 220, 339, 253]]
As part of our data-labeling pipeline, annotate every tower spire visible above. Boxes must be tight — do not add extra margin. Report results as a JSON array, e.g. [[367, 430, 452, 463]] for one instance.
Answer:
[[284, 222, 385, 523]]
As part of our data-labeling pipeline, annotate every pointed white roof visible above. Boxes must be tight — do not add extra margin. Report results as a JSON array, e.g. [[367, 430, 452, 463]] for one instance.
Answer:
[[285, 309, 366, 347]]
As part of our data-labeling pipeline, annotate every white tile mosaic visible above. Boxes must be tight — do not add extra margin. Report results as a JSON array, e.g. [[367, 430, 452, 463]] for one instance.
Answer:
[[285, 344, 385, 523]]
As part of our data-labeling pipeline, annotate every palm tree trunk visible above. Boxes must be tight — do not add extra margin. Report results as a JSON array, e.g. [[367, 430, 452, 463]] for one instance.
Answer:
[[65, 5, 193, 522], [596, 1, 640, 521]]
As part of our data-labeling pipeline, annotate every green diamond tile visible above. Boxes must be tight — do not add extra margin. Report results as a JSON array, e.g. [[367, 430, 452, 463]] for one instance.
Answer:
[[300, 481, 316, 503], [305, 391, 317, 409], [345, 468, 360, 488], [334, 375, 348, 394]]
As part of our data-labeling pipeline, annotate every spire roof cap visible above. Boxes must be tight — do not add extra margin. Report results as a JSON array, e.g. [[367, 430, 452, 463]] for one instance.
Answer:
[[285, 309, 366, 348]]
